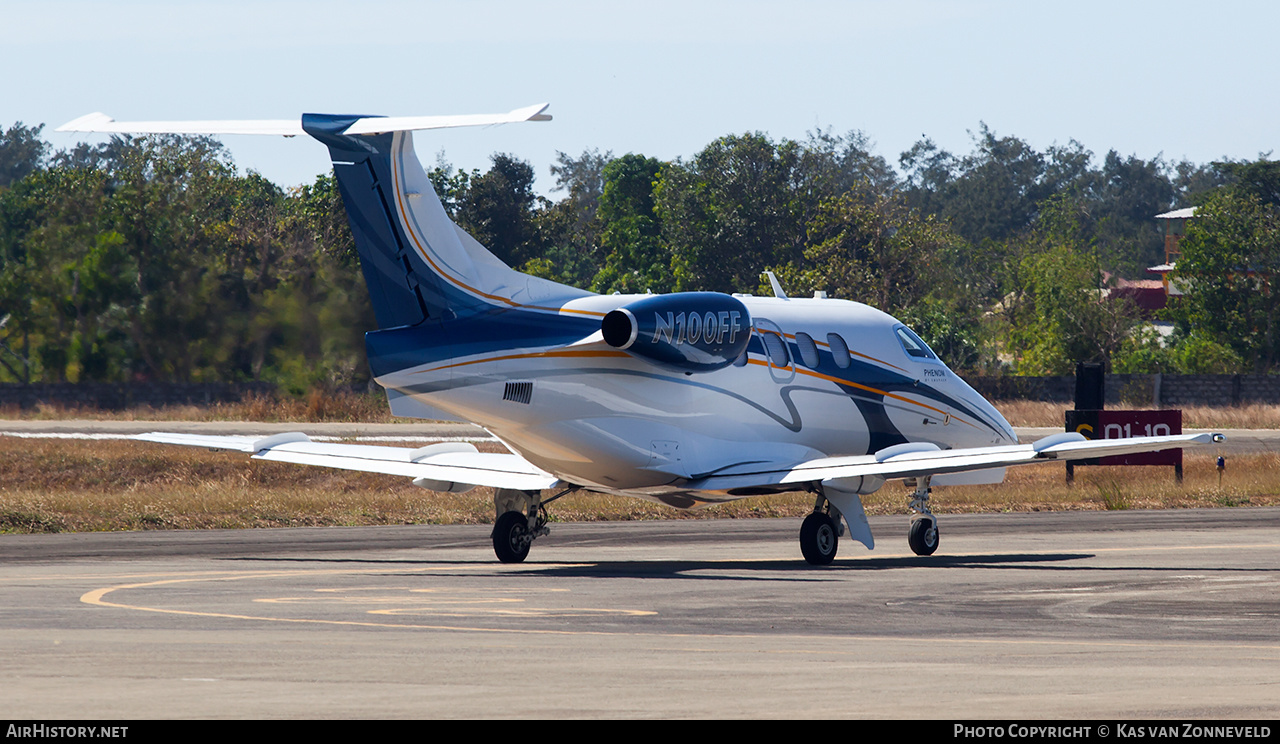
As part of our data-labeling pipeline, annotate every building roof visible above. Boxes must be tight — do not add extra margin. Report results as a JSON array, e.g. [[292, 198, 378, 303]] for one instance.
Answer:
[[1113, 277, 1164, 289], [1155, 206, 1198, 220]]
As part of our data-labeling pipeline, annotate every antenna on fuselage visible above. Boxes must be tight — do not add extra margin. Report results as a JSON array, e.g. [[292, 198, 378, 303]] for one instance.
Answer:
[[762, 271, 789, 300]]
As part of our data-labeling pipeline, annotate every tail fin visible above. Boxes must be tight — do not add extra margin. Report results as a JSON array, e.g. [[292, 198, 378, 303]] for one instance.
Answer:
[[59, 104, 587, 329], [302, 113, 590, 329]]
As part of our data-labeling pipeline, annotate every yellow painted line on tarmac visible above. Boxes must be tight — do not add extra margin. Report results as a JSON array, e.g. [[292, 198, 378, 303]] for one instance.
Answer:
[[80, 570, 1280, 651], [80, 567, 659, 635], [74, 544, 1280, 649]]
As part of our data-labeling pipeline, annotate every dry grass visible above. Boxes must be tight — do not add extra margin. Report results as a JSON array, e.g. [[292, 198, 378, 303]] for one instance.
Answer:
[[7, 392, 1280, 430], [0, 388, 405, 424], [993, 400, 1280, 429], [0, 437, 1272, 535]]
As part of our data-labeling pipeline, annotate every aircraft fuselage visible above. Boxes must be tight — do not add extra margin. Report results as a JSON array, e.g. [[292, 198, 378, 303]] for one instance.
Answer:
[[373, 292, 1017, 505]]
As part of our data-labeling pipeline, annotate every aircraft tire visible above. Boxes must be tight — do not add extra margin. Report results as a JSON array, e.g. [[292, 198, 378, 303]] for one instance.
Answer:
[[799, 512, 839, 565], [492, 510, 532, 563], [908, 517, 939, 556]]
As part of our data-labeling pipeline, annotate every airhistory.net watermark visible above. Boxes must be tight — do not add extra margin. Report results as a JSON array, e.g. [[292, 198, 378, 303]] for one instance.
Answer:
[[6, 726, 128, 739]]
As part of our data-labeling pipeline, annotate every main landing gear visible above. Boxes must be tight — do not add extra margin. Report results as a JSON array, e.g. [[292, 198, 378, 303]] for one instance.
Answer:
[[490, 486, 577, 563], [906, 476, 939, 556], [492, 509, 538, 563], [799, 490, 845, 565]]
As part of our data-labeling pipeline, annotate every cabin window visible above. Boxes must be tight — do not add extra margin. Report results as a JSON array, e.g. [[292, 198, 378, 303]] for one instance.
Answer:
[[761, 331, 790, 367], [826, 333, 851, 369], [794, 332, 820, 368]]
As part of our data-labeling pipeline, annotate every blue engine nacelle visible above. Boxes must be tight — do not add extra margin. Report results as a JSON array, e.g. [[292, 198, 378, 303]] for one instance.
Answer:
[[601, 293, 752, 373]]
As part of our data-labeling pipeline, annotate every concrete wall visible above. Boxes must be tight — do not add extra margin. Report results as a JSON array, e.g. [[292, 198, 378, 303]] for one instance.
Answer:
[[966, 374, 1280, 406]]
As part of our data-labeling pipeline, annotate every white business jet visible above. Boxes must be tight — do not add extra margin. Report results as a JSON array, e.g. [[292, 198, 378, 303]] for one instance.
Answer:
[[58, 105, 1223, 565]]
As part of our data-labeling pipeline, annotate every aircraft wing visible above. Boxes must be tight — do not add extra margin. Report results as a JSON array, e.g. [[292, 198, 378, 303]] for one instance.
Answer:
[[686, 432, 1226, 492], [55, 104, 551, 137], [133, 432, 560, 492]]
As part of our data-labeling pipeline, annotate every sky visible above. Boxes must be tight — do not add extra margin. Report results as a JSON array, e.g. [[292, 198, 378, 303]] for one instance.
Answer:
[[5, 0, 1278, 195]]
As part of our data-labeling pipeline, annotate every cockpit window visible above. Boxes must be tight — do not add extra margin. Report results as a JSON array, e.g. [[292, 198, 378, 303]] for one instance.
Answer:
[[895, 325, 936, 360]]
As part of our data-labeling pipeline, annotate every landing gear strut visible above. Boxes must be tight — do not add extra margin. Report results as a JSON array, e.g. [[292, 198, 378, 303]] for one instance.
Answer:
[[491, 487, 550, 563], [799, 490, 844, 565], [490, 486, 576, 563], [906, 476, 939, 556]]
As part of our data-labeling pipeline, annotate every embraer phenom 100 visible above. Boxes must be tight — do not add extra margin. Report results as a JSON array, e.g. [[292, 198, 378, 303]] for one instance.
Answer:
[[58, 105, 1224, 565]]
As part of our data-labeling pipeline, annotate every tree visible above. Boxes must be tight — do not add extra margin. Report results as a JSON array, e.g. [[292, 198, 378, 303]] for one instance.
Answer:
[[901, 125, 1078, 246], [1002, 197, 1142, 373], [1214, 157, 1280, 207], [657, 133, 812, 293], [0, 123, 49, 189], [454, 154, 541, 268], [525, 149, 614, 288], [0, 165, 130, 382], [590, 154, 672, 294], [775, 186, 953, 312], [1169, 190, 1280, 372], [426, 152, 475, 220], [1090, 151, 1176, 275]]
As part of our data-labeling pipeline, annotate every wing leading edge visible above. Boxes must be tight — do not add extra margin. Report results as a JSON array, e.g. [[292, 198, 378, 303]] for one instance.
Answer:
[[132, 432, 559, 492], [687, 431, 1226, 492], [134, 430, 1224, 496]]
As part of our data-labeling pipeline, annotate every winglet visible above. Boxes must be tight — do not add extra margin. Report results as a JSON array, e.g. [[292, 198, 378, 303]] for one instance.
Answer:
[[55, 112, 115, 133]]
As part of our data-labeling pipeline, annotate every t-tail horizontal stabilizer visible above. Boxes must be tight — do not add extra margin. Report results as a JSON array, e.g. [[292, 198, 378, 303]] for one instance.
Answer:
[[56, 104, 552, 137]]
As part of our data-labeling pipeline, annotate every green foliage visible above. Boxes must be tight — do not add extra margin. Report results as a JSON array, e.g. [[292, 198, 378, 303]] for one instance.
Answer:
[[900, 125, 1096, 247], [531, 149, 613, 289], [1214, 158, 1280, 207], [0, 122, 49, 189], [1091, 151, 1177, 275], [771, 185, 953, 311], [1169, 189, 1280, 371], [657, 133, 808, 293], [1110, 326, 1176, 374], [426, 153, 476, 220], [5, 118, 1276, 387], [656, 131, 899, 295], [1171, 333, 1246, 374], [454, 153, 541, 268], [591, 154, 672, 294], [0, 131, 372, 386], [1003, 197, 1142, 374]]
